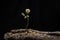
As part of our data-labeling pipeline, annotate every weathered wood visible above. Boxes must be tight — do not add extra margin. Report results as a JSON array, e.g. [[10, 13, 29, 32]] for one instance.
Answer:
[[4, 29, 60, 40]]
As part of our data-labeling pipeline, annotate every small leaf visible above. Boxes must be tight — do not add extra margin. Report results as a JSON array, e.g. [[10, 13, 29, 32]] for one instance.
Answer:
[[21, 13, 25, 16]]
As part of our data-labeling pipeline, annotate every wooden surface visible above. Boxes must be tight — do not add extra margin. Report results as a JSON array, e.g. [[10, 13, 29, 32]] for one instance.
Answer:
[[4, 29, 60, 40]]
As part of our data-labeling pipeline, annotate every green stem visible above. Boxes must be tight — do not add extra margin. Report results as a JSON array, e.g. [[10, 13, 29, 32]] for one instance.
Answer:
[[26, 17, 29, 29]]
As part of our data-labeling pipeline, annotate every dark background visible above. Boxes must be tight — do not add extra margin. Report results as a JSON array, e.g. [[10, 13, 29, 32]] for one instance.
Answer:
[[1, 0, 60, 40]]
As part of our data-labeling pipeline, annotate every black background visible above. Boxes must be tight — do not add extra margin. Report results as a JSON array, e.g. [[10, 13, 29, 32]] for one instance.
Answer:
[[1, 0, 60, 40]]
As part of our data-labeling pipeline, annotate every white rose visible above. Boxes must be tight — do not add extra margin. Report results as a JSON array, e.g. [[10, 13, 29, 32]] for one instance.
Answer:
[[25, 9, 30, 14]]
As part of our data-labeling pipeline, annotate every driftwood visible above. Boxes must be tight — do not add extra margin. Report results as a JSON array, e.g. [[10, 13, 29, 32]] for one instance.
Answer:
[[4, 29, 60, 40]]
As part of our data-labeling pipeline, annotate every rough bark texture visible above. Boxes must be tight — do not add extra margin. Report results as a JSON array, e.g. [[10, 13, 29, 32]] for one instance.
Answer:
[[4, 29, 60, 40]]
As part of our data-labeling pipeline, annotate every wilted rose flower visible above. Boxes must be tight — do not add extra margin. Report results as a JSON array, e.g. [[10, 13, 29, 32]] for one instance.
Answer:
[[25, 9, 30, 14]]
